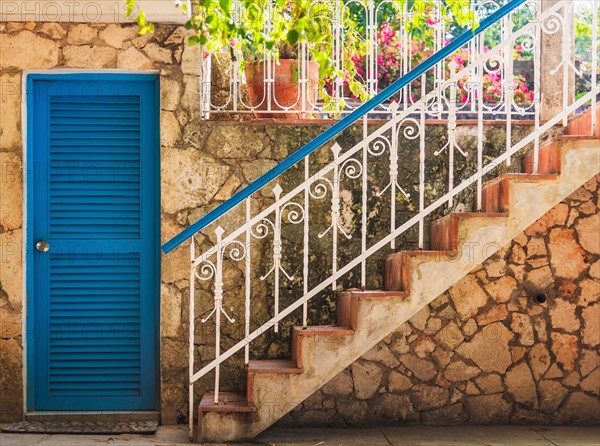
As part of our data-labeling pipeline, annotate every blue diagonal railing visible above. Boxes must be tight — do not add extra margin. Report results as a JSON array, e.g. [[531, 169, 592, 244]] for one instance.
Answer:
[[162, 0, 528, 253]]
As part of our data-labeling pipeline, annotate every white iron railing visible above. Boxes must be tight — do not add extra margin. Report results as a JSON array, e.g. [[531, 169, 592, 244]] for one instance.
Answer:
[[199, 0, 597, 119], [182, 0, 598, 434]]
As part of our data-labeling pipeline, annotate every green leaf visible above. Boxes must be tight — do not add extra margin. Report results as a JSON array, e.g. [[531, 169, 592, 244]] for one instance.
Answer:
[[286, 29, 299, 46], [135, 10, 155, 35], [188, 35, 202, 46], [125, 0, 136, 17], [206, 14, 217, 26], [219, 0, 233, 15], [137, 10, 147, 27]]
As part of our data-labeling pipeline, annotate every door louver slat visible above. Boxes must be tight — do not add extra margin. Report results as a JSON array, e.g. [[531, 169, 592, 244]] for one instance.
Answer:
[[48, 253, 142, 397], [48, 97, 141, 240]]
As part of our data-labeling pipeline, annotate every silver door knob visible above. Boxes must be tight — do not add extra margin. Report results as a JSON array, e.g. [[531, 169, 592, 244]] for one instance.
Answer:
[[36, 240, 50, 253]]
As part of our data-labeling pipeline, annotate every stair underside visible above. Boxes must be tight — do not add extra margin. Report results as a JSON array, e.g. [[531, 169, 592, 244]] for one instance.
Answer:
[[198, 138, 600, 442]]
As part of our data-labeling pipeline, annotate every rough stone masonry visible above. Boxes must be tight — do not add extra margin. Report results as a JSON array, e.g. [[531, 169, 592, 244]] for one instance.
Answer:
[[279, 174, 600, 427]]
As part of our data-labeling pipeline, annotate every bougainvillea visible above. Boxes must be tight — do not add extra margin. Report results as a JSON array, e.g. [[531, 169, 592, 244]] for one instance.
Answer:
[[349, 20, 534, 107], [451, 47, 534, 106]]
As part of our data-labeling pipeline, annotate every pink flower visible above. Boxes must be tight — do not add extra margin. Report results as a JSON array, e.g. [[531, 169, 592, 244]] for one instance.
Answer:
[[228, 38, 238, 48], [427, 17, 438, 26]]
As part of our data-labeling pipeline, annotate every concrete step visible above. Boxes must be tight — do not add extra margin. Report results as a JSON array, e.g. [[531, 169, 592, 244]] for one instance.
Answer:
[[524, 140, 562, 175], [198, 392, 255, 413], [247, 359, 303, 404], [247, 359, 302, 374], [430, 212, 508, 252], [385, 250, 457, 292], [292, 326, 354, 369], [566, 102, 599, 137], [337, 290, 407, 331]]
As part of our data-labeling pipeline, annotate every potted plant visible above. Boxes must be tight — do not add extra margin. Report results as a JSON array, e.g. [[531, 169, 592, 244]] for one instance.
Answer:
[[185, 0, 367, 118], [126, 0, 367, 118], [127, 0, 480, 118]]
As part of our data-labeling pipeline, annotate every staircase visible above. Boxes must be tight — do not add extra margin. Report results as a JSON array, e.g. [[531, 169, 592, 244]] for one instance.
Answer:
[[195, 117, 598, 442], [160, 0, 599, 442]]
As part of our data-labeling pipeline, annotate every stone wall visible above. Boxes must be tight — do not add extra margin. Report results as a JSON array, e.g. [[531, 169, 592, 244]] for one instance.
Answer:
[[0, 20, 199, 423], [279, 174, 600, 427]]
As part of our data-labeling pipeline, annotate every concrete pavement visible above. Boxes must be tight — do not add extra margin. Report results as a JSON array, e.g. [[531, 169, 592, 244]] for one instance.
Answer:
[[1, 425, 599, 445]]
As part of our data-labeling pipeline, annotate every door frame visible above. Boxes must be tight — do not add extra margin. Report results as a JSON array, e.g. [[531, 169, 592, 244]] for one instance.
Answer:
[[22, 70, 161, 414]]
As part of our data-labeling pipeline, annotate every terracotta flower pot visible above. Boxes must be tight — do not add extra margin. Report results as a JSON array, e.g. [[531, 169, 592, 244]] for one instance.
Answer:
[[245, 59, 319, 119]]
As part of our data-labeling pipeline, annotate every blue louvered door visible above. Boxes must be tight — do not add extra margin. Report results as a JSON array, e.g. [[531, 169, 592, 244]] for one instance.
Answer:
[[27, 74, 159, 411]]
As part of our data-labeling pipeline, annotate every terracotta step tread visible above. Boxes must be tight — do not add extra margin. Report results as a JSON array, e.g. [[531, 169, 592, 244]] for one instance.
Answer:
[[247, 359, 303, 374], [339, 289, 408, 299], [557, 135, 600, 141], [293, 325, 354, 336], [435, 212, 509, 219], [484, 172, 560, 186], [389, 249, 458, 258], [198, 392, 256, 413]]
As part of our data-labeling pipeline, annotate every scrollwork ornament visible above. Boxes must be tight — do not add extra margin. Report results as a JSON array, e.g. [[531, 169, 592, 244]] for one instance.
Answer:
[[250, 218, 274, 240], [512, 92, 536, 114], [427, 92, 448, 116], [398, 118, 421, 140], [476, 0, 502, 18], [340, 158, 363, 179], [194, 260, 216, 281], [225, 240, 247, 262], [483, 56, 504, 76], [455, 82, 473, 109], [517, 32, 535, 54], [541, 12, 564, 36], [574, 0, 593, 17], [367, 135, 391, 156], [308, 178, 332, 200], [281, 201, 305, 224]]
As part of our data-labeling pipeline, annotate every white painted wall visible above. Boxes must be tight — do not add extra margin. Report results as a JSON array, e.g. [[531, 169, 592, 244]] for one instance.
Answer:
[[0, 0, 187, 24]]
